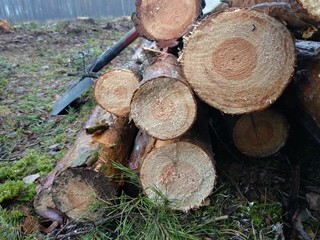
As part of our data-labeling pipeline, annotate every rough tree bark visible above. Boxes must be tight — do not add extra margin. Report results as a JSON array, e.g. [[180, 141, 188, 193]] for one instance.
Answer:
[[33, 188, 63, 224], [130, 54, 197, 140], [128, 130, 156, 171], [91, 115, 137, 178], [36, 106, 114, 193], [35, 106, 137, 221], [138, 112, 217, 211], [232, 109, 289, 157], [180, 9, 296, 114], [229, 0, 320, 30], [133, 0, 201, 47]]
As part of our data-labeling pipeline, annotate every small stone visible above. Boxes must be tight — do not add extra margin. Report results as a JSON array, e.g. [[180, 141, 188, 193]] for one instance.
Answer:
[[23, 173, 40, 184]]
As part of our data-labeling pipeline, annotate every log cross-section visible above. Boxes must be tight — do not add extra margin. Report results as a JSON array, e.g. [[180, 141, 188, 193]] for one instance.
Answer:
[[139, 111, 217, 211], [181, 9, 296, 114], [133, 0, 201, 47], [232, 109, 289, 157], [130, 54, 197, 140], [94, 69, 141, 117]]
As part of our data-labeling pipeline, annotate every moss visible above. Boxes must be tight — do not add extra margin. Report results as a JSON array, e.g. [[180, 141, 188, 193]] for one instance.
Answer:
[[0, 181, 24, 203], [0, 150, 53, 181], [0, 150, 54, 203]]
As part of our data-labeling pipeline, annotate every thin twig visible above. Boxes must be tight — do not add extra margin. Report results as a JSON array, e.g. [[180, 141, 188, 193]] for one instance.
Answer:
[[223, 171, 249, 203]]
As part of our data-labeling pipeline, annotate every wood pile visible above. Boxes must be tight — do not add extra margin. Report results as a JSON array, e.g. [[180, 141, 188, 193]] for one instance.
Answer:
[[0, 19, 14, 33], [35, 0, 320, 224]]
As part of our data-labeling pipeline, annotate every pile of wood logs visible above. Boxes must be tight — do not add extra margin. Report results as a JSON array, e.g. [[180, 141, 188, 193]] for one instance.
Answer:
[[35, 0, 320, 223]]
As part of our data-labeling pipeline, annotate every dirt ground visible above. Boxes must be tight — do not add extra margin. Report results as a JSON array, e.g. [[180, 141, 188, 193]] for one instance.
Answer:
[[0, 17, 320, 239]]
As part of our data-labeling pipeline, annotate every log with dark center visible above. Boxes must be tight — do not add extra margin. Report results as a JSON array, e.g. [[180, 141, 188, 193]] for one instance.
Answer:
[[232, 109, 289, 157], [181, 9, 296, 114], [51, 168, 117, 221], [130, 54, 197, 140], [229, 0, 320, 30], [94, 69, 141, 117], [139, 114, 216, 211], [133, 0, 201, 47]]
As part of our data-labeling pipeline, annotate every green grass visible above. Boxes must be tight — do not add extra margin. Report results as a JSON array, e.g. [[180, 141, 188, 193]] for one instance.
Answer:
[[0, 207, 27, 240], [75, 163, 284, 240]]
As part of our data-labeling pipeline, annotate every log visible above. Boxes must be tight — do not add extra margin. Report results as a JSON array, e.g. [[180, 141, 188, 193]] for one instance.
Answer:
[[139, 112, 217, 211], [51, 168, 117, 221], [0, 19, 14, 33], [91, 116, 137, 178], [94, 69, 141, 117], [93, 40, 157, 117], [33, 188, 63, 224], [232, 109, 289, 157], [229, 0, 320, 30], [130, 54, 197, 140], [128, 130, 156, 171], [37, 106, 114, 193], [38, 106, 136, 191], [35, 106, 137, 221], [180, 9, 296, 114], [133, 0, 201, 47], [297, 58, 320, 127]]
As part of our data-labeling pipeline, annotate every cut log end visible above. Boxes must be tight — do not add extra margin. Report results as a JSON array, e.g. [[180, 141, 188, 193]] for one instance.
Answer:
[[232, 109, 289, 158], [181, 9, 296, 114], [134, 0, 200, 47], [94, 69, 140, 117], [51, 168, 117, 221], [298, 59, 320, 125], [130, 78, 196, 140], [140, 142, 216, 211], [298, 0, 320, 20]]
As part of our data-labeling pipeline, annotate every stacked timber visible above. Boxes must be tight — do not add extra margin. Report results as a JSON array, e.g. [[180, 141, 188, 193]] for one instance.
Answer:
[[35, 0, 320, 225]]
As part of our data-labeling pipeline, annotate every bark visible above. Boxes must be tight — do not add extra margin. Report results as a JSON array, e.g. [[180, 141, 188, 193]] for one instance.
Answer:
[[133, 0, 201, 47], [51, 168, 117, 221], [35, 106, 137, 221], [130, 54, 197, 140], [94, 69, 141, 117], [33, 188, 63, 224], [37, 106, 114, 193], [232, 109, 289, 157], [138, 110, 217, 211], [128, 130, 156, 171], [180, 9, 296, 114], [91, 116, 137, 178], [229, 0, 320, 30]]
